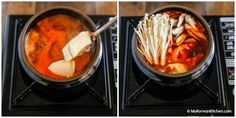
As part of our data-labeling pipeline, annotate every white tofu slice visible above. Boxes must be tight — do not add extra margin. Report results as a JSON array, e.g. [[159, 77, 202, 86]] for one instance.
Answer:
[[62, 31, 92, 61], [62, 43, 73, 61], [48, 60, 75, 77], [167, 63, 188, 74], [68, 31, 92, 60]]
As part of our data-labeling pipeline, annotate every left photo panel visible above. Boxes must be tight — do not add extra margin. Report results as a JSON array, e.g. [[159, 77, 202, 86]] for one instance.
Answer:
[[2, 2, 117, 116]]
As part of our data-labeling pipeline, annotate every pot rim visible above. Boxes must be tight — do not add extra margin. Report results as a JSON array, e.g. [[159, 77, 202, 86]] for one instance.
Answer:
[[18, 6, 102, 86], [132, 5, 215, 79]]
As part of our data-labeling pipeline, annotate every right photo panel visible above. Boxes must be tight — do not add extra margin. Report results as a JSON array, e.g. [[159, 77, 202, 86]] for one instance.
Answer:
[[119, 2, 234, 116]]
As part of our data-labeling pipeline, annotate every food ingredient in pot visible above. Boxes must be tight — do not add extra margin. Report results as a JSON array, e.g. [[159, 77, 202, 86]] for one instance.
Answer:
[[25, 15, 92, 79], [62, 31, 92, 61], [48, 60, 75, 77], [134, 11, 208, 74]]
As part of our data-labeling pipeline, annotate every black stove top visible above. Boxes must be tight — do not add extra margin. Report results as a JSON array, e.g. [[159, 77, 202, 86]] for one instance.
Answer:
[[119, 16, 234, 116], [2, 15, 117, 116]]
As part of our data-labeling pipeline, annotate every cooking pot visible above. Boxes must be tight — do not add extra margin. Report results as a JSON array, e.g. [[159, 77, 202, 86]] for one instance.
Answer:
[[18, 6, 102, 89], [131, 5, 215, 87]]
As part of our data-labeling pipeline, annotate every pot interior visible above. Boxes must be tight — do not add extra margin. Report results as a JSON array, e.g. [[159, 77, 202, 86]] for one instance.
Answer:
[[133, 5, 214, 79], [20, 7, 100, 84]]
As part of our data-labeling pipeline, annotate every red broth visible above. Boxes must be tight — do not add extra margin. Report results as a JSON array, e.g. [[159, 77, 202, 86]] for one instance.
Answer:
[[25, 15, 92, 79]]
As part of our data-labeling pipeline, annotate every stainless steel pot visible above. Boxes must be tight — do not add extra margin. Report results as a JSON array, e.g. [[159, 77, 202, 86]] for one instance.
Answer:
[[18, 6, 102, 89], [131, 5, 215, 87]]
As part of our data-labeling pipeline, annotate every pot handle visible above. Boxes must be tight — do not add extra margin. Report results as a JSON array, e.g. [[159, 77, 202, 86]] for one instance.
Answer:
[[93, 16, 117, 36]]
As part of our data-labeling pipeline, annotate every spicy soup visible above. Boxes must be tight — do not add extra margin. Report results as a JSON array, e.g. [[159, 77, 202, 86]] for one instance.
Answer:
[[135, 11, 209, 74], [25, 15, 93, 79]]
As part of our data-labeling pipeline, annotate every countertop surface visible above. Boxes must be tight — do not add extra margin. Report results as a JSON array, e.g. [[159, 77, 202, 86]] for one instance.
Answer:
[[2, 2, 117, 33], [120, 2, 234, 16], [2, 2, 234, 35]]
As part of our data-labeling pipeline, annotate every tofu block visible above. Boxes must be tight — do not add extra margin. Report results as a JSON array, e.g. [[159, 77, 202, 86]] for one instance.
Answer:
[[62, 43, 73, 61], [167, 63, 188, 74], [48, 60, 75, 77], [69, 31, 92, 58], [62, 31, 92, 61]]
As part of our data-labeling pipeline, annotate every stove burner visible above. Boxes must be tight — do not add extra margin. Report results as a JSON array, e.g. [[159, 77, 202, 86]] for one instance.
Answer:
[[13, 64, 103, 103], [127, 58, 219, 104]]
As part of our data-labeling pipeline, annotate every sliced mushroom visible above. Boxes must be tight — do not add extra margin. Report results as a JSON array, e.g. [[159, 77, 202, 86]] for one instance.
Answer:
[[177, 13, 186, 27], [170, 18, 178, 27], [184, 23, 192, 30], [172, 26, 184, 36], [185, 15, 197, 29]]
